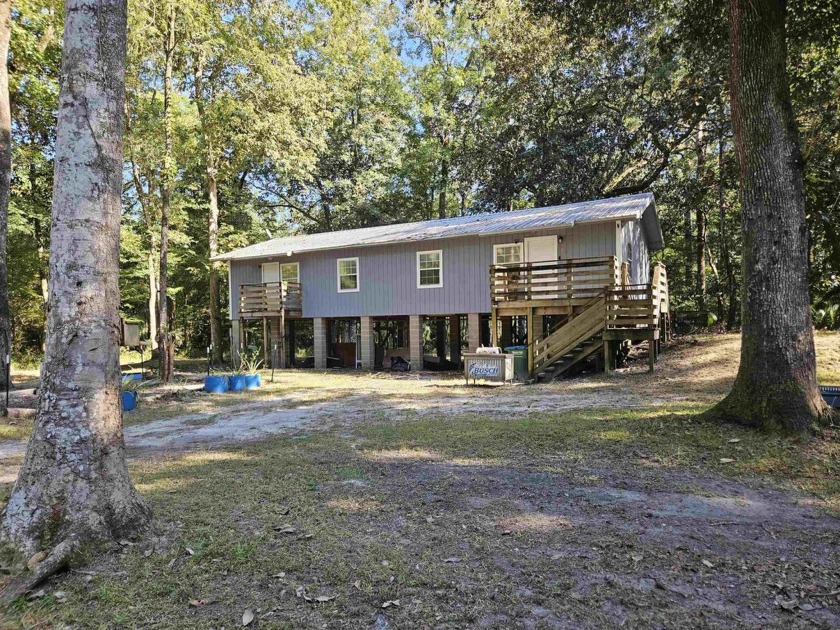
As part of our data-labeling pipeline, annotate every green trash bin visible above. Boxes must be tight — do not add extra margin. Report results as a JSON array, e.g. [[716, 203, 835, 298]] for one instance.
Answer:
[[504, 346, 528, 382]]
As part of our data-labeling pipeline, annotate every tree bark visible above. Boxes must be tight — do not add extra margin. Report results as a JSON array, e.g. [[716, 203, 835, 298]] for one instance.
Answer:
[[703, 0, 833, 433], [0, 0, 151, 568], [695, 125, 707, 318], [194, 57, 223, 364], [147, 245, 158, 349], [0, 0, 12, 381], [717, 134, 738, 329], [438, 159, 448, 220], [157, 3, 175, 383], [128, 159, 159, 350]]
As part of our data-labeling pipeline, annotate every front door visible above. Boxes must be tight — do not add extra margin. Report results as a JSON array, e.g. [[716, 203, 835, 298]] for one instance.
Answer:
[[524, 235, 558, 263], [262, 262, 280, 284], [524, 236, 559, 300]]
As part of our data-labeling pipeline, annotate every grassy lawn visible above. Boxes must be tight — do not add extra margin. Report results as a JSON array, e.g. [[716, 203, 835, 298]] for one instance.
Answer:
[[2, 404, 838, 629], [1, 332, 838, 628]]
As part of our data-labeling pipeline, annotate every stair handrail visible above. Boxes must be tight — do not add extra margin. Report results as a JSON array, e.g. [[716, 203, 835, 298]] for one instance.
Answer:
[[531, 289, 608, 369]]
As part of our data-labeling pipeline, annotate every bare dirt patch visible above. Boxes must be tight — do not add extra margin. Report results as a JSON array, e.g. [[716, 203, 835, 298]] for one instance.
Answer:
[[1, 332, 838, 628]]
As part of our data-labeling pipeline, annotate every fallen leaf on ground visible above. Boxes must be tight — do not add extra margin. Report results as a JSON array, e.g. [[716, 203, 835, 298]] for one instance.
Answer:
[[702, 559, 714, 568], [27, 551, 47, 570], [727, 438, 741, 443], [779, 599, 798, 611], [443, 557, 461, 563], [382, 599, 400, 608], [314, 595, 337, 603], [242, 608, 255, 626], [185, 547, 195, 556], [274, 525, 296, 535], [719, 458, 735, 464]]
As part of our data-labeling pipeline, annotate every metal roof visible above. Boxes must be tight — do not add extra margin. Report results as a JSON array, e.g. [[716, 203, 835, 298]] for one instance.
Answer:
[[213, 192, 662, 261]]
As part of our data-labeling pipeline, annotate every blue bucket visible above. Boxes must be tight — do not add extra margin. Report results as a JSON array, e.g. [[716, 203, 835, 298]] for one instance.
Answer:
[[244, 373, 261, 390], [121, 391, 137, 411], [122, 372, 142, 382], [229, 374, 247, 392], [204, 375, 230, 394]]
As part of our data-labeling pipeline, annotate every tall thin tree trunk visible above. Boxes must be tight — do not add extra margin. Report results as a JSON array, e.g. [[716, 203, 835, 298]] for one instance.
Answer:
[[717, 134, 738, 329], [703, 0, 833, 433], [194, 57, 222, 364], [0, 0, 151, 591], [32, 216, 49, 349], [147, 244, 158, 349], [157, 4, 175, 383], [0, 0, 12, 381], [695, 125, 707, 318], [438, 159, 448, 219]]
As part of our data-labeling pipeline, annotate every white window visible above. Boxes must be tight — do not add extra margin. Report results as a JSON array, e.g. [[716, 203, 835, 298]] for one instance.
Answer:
[[417, 250, 443, 288], [280, 262, 299, 283], [494, 243, 523, 265], [337, 257, 359, 292]]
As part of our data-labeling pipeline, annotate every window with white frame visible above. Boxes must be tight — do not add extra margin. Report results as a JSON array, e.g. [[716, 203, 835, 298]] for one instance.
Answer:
[[417, 250, 443, 288], [494, 243, 523, 265], [337, 257, 359, 292], [279, 262, 299, 283]]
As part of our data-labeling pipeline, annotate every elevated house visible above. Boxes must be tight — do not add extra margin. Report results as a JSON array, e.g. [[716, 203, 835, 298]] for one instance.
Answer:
[[212, 192, 669, 380]]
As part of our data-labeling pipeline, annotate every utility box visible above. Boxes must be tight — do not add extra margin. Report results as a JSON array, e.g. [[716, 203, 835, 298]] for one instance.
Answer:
[[121, 321, 141, 347], [464, 352, 514, 385]]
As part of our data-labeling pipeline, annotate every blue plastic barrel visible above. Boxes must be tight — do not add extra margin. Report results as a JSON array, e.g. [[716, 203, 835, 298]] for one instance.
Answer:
[[121, 391, 137, 411], [229, 374, 247, 392], [244, 373, 261, 390], [204, 375, 230, 394]]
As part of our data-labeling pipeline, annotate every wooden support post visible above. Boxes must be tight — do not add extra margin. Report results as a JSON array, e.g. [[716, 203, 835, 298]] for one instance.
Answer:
[[280, 316, 288, 368], [490, 308, 498, 347], [409, 315, 422, 370], [262, 317, 269, 366], [449, 315, 461, 367], [603, 339, 612, 373], [527, 307, 534, 377], [467, 312, 480, 351], [360, 316, 375, 369], [231, 319, 242, 366], [314, 317, 328, 369], [648, 334, 655, 373]]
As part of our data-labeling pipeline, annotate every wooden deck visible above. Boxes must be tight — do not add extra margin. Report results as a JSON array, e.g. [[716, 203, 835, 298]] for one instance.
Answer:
[[490, 256, 669, 378], [239, 282, 303, 319]]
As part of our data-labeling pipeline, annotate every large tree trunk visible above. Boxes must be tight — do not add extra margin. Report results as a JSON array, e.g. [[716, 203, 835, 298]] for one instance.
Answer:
[[194, 58, 223, 364], [0, 0, 12, 383], [157, 4, 175, 383], [704, 0, 833, 433], [0, 0, 151, 586]]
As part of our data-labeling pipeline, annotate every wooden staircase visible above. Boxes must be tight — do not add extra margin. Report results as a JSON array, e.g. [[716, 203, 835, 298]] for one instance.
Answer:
[[532, 293, 607, 382]]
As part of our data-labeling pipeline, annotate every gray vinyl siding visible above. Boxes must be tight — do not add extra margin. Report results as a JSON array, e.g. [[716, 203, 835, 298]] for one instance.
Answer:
[[229, 222, 623, 319], [618, 219, 650, 285]]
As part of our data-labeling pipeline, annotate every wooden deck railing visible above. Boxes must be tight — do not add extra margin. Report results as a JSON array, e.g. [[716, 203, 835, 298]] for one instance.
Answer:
[[490, 256, 619, 305], [239, 282, 302, 317]]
